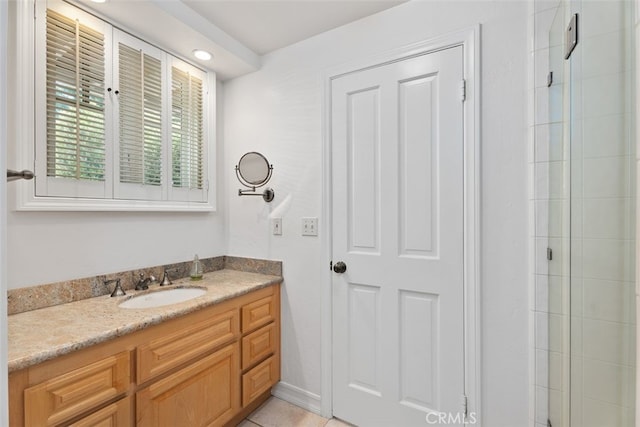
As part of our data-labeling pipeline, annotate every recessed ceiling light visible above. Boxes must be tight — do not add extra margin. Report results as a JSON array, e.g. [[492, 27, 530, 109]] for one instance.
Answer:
[[193, 50, 212, 61], [90, 0, 107, 3]]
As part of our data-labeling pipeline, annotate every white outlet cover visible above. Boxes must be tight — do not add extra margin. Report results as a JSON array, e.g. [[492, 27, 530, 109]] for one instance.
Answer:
[[302, 217, 318, 236]]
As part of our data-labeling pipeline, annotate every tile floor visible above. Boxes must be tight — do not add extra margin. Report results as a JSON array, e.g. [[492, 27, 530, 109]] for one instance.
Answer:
[[239, 397, 354, 427]]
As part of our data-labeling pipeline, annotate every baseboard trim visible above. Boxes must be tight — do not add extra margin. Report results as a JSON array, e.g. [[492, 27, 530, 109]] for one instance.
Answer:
[[271, 381, 322, 415]]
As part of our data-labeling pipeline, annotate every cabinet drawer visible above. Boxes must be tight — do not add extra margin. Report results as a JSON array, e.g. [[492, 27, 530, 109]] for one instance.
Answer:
[[242, 322, 276, 370], [24, 351, 130, 427], [137, 343, 240, 427], [242, 355, 278, 406], [137, 308, 239, 383], [241, 295, 275, 333], [68, 396, 132, 427]]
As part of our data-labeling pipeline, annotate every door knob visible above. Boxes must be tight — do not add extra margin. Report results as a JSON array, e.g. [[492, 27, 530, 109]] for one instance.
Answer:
[[333, 261, 347, 274]]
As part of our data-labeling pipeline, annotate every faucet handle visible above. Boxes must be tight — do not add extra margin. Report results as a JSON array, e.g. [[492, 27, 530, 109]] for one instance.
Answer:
[[160, 270, 172, 286], [105, 278, 126, 297]]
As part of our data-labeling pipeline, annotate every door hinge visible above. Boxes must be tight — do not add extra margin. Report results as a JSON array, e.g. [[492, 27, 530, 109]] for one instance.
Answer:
[[462, 394, 468, 419], [459, 79, 466, 102], [547, 247, 553, 261]]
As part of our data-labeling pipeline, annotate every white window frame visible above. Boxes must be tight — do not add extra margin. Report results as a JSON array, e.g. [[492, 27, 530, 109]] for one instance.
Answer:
[[14, 0, 216, 212]]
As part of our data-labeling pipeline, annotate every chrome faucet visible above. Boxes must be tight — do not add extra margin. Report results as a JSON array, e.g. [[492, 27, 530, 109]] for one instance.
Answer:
[[105, 278, 125, 297], [135, 273, 156, 291]]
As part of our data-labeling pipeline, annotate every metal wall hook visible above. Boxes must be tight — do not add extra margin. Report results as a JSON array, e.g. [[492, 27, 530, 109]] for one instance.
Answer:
[[7, 169, 34, 182]]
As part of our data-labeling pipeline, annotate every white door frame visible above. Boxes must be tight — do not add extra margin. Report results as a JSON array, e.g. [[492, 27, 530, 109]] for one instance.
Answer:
[[0, 0, 9, 424], [320, 25, 481, 424]]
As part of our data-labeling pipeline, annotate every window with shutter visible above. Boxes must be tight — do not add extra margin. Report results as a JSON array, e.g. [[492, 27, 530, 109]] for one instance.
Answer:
[[170, 60, 208, 203], [114, 32, 165, 200], [30, 0, 213, 210], [37, 4, 112, 199]]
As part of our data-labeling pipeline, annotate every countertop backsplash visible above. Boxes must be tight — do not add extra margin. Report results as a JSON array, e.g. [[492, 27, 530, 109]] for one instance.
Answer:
[[7, 256, 282, 315]]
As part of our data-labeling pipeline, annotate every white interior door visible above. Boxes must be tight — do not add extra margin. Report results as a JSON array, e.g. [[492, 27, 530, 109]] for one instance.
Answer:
[[331, 46, 465, 427]]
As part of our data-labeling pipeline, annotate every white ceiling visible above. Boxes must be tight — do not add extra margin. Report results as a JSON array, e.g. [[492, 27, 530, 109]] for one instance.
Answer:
[[75, 0, 406, 79], [182, 0, 407, 55]]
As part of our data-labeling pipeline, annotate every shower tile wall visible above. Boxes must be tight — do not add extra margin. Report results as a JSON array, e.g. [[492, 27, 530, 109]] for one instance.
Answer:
[[531, 1, 636, 426], [569, 1, 636, 426]]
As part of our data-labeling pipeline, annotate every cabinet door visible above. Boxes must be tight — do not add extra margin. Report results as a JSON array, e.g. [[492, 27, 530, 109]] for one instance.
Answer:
[[241, 295, 276, 333], [68, 396, 132, 427], [137, 343, 239, 427], [242, 322, 276, 370], [242, 355, 278, 407], [137, 308, 239, 384], [24, 351, 130, 426]]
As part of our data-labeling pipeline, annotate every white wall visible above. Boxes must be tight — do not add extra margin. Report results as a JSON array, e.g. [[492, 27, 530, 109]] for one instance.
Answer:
[[5, 71, 228, 290], [223, 1, 530, 425]]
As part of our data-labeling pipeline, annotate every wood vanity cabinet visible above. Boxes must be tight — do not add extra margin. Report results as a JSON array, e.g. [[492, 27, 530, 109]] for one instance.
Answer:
[[9, 284, 280, 427]]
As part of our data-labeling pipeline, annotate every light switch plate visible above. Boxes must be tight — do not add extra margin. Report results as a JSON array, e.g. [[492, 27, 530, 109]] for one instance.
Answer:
[[272, 218, 282, 235], [302, 217, 318, 236]]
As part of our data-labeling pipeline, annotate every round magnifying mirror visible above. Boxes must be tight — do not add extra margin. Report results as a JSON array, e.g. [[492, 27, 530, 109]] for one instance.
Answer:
[[237, 152, 271, 186]]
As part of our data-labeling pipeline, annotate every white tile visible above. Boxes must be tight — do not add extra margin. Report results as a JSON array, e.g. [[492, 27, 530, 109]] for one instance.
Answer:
[[238, 420, 260, 427], [583, 114, 631, 159], [535, 124, 550, 162], [570, 356, 584, 426], [548, 313, 563, 353], [582, 398, 634, 427], [548, 45, 565, 86], [583, 318, 634, 365], [583, 359, 635, 407], [534, 48, 550, 88], [548, 351, 563, 391], [582, 1, 629, 38], [548, 275, 565, 315], [535, 311, 549, 350], [534, 0, 560, 14], [583, 157, 630, 199], [535, 124, 564, 163], [535, 199, 565, 238], [582, 31, 629, 78], [535, 200, 549, 237], [582, 239, 634, 282], [535, 386, 549, 424], [534, 8, 559, 51], [534, 162, 549, 200], [583, 73, 630, 118], [534, 160, 566, 202], [548, 389, 563, 425], [535, 274, 549, 313], [583, 198, 633, 240], [535, 86, 563, 124], [571, 316, 583, 357], [536, 349, 549, 387], [571, 277, 583, 318]]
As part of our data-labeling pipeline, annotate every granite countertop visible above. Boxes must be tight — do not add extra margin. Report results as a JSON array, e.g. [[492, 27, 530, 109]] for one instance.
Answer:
[[8, 269, 282, 373]]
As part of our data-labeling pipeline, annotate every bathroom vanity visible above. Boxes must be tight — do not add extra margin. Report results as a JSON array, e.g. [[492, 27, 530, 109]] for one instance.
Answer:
[[8, 270, 281, 426]]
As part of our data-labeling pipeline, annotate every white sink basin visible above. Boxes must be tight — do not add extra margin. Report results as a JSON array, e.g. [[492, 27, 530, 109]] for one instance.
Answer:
[[118, 287, 207, 309]]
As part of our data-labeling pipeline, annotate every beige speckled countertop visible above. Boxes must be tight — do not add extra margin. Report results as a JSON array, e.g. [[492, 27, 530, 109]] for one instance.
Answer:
[[8, 269, 282, 373]]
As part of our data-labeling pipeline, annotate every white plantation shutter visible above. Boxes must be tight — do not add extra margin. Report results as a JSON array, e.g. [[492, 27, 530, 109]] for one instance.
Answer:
[[114, 32, 164, 200], [33, 1, 212, 209], [170, 60, 207, 202], [39, 6, 111, 198]]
